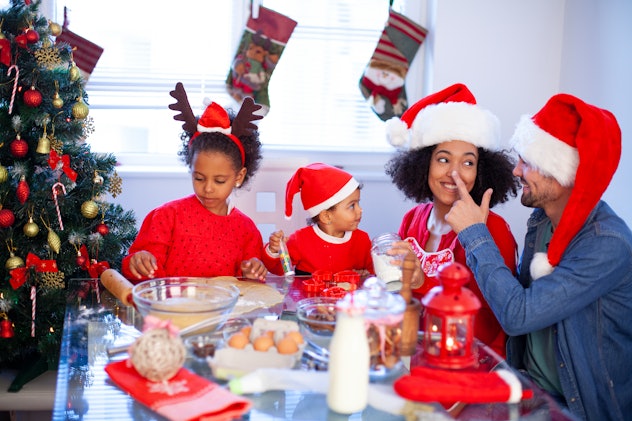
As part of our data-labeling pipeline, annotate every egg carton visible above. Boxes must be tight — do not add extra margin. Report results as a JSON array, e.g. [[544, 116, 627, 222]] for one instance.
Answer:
[[208, 318, 305, 380]]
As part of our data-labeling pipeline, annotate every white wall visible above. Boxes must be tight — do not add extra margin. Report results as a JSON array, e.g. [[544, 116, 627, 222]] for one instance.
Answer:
[[113, 0, 632, 252]]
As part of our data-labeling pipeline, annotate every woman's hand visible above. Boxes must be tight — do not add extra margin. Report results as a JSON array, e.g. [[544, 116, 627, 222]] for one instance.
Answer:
[[241, 258, 268, 281], [128, 250, 158, 279], [388, 241, 424, 289]]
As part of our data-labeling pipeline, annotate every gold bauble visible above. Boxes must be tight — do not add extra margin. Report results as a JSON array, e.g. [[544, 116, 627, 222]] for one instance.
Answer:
[[72, 99, 89, 119], [0, 165, 7, 183], [52, 93, 64, 109], [47, 228, 61, 253], [69, 65, 81, 82], [5, 253, 25, 270], [23, 218, 40, 237], [81, 200, 99, 219], [49, 21, 62, 37]]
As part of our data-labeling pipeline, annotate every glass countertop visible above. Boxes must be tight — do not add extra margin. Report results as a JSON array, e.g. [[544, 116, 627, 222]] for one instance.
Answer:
[[51, 276, 568, 421]]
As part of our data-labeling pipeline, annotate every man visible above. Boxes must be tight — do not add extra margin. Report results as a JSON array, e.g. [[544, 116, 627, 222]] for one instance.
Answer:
[[445, 93, 632, 420]]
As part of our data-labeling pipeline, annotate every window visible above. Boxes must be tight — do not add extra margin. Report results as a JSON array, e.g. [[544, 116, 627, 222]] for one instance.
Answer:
[[52, 1, 427, 166]]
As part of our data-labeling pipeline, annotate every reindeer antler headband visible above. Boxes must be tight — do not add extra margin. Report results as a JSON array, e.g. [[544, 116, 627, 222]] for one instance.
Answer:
[[168, 82, 263, 166]]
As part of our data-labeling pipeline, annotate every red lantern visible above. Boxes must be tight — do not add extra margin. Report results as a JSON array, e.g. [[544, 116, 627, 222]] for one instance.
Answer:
[[0, 208, 15, 228], [10, 136, 28, 158], [421, 262, 481, 369], [23, 86, 43, 107]]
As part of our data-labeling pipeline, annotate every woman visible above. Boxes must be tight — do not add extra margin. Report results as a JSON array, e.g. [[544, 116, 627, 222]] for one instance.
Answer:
[[384, 83, 520, 358]]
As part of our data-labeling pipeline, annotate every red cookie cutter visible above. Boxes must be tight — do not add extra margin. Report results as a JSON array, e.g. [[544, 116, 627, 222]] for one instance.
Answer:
[[333, 270, 360, 291], [302, 278, 325, 293], [322, 286, 347, 299]]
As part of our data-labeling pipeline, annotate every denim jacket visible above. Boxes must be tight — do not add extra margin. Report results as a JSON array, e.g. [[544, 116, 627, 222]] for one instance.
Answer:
[[458, 201, 632, 421]]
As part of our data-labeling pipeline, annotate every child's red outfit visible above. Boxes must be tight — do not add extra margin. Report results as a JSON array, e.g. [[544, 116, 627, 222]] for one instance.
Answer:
[[262, 225, 374, 276], [122, 194, 263, 282], [400, 202, 517, 358]]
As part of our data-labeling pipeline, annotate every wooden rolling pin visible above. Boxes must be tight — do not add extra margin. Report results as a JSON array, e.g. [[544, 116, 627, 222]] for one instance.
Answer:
[[100, 268, 136, 307], [400, 251, 421, 356]]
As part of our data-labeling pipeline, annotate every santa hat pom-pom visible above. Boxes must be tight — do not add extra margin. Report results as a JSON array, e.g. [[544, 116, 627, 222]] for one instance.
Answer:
[[530, 252, 554, 280], [385, 117, 410, 147]]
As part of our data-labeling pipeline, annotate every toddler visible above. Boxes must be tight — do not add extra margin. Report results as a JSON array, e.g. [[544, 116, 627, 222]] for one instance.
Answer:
[[262, 163, 373, 276]]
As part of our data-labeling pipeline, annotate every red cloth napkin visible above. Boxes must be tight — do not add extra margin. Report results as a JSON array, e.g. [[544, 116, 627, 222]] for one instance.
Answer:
[[394, 365, 533, 405], [105, 360, 251, 421]]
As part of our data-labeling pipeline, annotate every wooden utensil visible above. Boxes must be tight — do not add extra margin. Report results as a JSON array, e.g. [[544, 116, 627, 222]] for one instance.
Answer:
[[400, 251, 421, 356], [100, 268, 136, 307]]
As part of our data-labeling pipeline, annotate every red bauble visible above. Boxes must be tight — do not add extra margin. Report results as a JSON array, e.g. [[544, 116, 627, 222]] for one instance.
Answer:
[[25, 29, 40, 44], [10, 137, 28, 158], [0, 209, 15, 228], [15, 34, 28, 48], [0, 319, 14, 338], [96, 223, 110, 235], [23, 87, 43, 107], [76, 255, 87, 267], [17, 178, 30, 204]]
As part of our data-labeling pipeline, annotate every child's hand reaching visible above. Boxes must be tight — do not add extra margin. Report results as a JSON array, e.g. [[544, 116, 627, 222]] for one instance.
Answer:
[[267, 230, 286, 254], [241, 258, 268, 281], [128, 250, 158, 279]]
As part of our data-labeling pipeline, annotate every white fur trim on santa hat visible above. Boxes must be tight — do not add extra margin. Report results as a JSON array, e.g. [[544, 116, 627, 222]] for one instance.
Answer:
[[510, 115, 579, 187], [494, 369, 523, 403], [409, 102, 501, 150], [305, 177, 359, 217], [530, 251, 554, 280], [386, 117, 410, 147]]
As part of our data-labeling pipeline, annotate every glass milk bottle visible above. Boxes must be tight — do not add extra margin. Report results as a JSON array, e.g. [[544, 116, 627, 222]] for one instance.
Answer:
[[327, 292, 369, 414]]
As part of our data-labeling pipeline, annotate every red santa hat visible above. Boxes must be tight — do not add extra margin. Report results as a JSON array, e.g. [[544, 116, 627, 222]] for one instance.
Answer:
[[192, 102, 245, 165], [510, 93, 621, 279], [285, 163, 359, 219], [385, 83, 501, 151]]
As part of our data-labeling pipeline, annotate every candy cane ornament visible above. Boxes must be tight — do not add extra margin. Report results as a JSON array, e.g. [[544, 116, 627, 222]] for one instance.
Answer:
[[52, 182, 66, 230], [30, 285, 36, 337], [7, 65, 19, 114]]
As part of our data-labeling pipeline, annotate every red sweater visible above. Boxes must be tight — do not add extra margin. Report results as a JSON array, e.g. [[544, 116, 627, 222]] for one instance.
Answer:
[[399, 203, 517, 358], [262, 225, 374, 276], [121, 195, 263, 282]]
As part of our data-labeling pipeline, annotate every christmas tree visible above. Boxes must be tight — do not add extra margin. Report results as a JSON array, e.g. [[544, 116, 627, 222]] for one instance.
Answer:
[[0, 0, 137, 390]]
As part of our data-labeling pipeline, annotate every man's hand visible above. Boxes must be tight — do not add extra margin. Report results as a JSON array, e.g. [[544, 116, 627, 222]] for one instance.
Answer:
[[445, 170, 492, 233]]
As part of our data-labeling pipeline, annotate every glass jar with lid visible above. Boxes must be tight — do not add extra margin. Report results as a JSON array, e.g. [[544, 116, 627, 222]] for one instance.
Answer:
[[357, 276, 406, 378]]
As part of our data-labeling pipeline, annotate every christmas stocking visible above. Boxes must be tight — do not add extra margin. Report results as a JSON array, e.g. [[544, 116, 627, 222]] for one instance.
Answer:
[[359, 9, 427, 121], [226, 6, 297, 116]]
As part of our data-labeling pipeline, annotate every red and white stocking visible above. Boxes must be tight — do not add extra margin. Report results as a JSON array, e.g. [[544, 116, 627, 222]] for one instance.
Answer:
[[359, 9, 427, 121], [226, 6, 297, 116]]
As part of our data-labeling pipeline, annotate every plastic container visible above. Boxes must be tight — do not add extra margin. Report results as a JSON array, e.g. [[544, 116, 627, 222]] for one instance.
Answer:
[[357, 276, 406, 378]]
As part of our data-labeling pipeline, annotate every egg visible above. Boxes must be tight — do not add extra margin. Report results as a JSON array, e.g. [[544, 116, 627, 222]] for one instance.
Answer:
[[285, 330, 304, 345], [276, 335, 299, 354], [240, 325, 252, 338], [227, 332, 249, 349], [253, 335, 274, 352]]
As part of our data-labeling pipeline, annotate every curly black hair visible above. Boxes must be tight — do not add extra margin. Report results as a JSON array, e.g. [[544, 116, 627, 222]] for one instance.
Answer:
[[385, 145, 520, 207], [177, 107, 263, 188]]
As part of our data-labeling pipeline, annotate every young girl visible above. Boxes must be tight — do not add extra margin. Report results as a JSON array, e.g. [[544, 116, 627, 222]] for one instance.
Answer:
[[385, 83, 520, 358], [121, 82, 267, 282], [262, 163, 374, 277]]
